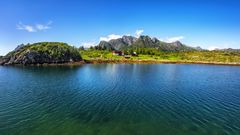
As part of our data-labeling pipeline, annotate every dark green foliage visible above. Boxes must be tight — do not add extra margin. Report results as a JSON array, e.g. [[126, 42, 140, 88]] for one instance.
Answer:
[[94, 45, 108, 50], [28, 42, 81, 61], [1, 42, 82, 65], [79, 46, 85, 50], [80, 49, 240, 63]]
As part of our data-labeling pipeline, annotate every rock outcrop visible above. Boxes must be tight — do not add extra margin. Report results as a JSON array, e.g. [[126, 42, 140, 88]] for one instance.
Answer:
[[97, 35, 199, 52], [0, 42, 82, 65], [99, 36, 137, 50]]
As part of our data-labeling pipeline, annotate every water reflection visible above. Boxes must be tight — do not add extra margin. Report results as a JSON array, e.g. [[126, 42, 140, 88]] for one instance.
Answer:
[[0, 64, 240, 135]]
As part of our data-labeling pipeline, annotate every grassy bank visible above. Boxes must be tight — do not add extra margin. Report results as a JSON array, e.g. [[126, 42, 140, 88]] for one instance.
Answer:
[[80, 50, 240, 65], [2, 49, 240, 66]]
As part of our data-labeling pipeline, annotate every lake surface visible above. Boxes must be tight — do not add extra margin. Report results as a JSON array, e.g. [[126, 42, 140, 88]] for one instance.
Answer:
[[0, 64, 240, 135]]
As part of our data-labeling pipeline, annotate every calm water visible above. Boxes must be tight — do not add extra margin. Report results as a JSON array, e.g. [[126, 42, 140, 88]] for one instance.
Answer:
[[0, 64, 240, 135]]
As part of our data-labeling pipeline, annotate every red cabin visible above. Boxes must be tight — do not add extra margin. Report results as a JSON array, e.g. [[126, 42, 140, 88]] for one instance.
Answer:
[[112, 51, 124, 56]]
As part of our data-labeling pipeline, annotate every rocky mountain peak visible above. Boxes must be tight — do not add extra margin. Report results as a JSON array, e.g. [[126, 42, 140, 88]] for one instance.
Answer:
[[151, 37, 160, 43], [171, 41, 183, 46], [96, 35, 197, 52], [122, 36, 137, 45]]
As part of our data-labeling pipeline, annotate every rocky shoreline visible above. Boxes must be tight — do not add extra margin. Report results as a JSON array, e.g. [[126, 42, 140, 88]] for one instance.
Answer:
[[0, 42, 82, 65], [1, 59, 239, 66], [85, 59, 240, 66]]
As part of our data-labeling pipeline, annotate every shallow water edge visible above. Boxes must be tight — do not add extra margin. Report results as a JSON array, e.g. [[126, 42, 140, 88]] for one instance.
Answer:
[[1, 59, 240, 66]]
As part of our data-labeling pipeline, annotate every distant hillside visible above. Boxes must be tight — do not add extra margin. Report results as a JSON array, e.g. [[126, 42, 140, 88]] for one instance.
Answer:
[[0, 42, 82, 65], [0, 56, 3, 63], [215, 48, 240, 52], [97, 35, 202, 52]]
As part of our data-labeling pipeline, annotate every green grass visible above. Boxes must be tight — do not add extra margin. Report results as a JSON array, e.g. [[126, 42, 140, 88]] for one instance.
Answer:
[[80, 50, 240, 63]]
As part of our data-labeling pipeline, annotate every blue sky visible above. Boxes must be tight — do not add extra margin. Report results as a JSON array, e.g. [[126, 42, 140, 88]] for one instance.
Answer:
[[0, 0, 240, 55]]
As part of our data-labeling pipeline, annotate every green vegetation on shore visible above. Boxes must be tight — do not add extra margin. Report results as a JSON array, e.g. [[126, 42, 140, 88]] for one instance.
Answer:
[[1, 41, 240, 65], [80, 49, 240, 63], [0, 42, 82, 65], [79, 35, 240, 64]]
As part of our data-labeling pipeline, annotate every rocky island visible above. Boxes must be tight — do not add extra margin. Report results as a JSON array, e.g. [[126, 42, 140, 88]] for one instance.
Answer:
[[0, 42, 82, 65]]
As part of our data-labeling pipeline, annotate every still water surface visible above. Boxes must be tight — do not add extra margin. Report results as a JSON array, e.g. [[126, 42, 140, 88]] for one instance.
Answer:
[[0, 64, 240, 135]]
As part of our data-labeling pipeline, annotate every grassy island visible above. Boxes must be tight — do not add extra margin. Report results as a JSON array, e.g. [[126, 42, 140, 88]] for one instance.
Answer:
[[0, 42, 82, 65]]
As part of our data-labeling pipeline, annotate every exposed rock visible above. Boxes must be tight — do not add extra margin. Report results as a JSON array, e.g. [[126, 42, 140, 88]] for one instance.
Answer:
[[99, 36, 137, 50], [151, 37, 160, 43], [132, 36, 157, 48], [96, 35, 197, 52], [108, 38, 128, 50], [98, 41, 113, 50], [122, 36, 137, 45], [13, 44, 25, 52], [171, 41, 183, 46], [195, 46, 204, 51], [0, 42, 82, 65]]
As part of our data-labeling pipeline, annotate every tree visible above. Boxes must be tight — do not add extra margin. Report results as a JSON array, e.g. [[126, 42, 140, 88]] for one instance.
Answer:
[[89, 46, 94, 50], [79, 46, 84, 50]]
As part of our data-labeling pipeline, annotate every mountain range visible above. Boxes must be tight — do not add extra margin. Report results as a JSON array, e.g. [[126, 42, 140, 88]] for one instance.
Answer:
[[97, 35, 203, 52], [1, 35, 239, 65]]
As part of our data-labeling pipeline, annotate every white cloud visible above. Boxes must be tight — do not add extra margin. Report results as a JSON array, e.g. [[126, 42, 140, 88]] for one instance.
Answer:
[[82, 42, 97, 47], [166, 36, 184, 43], [17, 22, 36, 32], [100, 34, 122, 41], [206, 41, 238, 50], [99, 29, 144, 42], [36, 21, 52, 31], [89, 29, 143, 46], [135, 29, 144, 37], [208, 46, 219, 50], [17, 21, 52, 32], [158, 38, 164, 42], [158, 36, 185, 43]]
